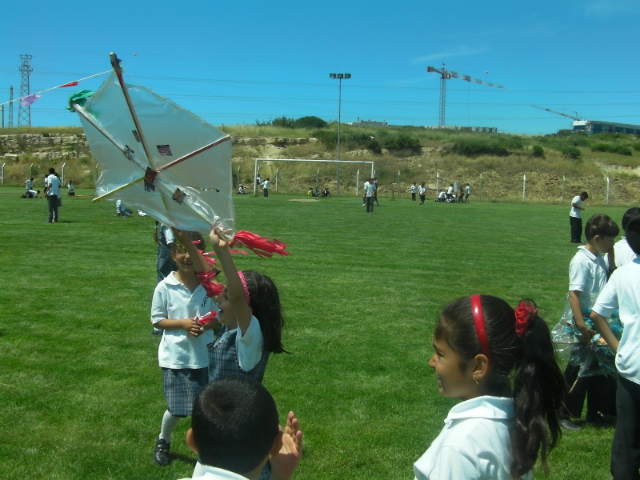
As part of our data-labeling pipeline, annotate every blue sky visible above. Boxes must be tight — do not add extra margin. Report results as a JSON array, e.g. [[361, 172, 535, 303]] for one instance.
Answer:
[[2, 0, 639, 135]]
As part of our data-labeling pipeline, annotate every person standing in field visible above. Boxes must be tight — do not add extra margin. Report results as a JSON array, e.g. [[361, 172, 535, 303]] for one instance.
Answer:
[[418, 182, 427, 205], [613, 208, 640, 268], [410, 182, 417, 201], [260, 178, 271, 197], [364, 178, 376, 213], [151, 231, 218, 466], [465, 183, 472, 203], [44, 168, 61, 223], [570, 191, 589, 243], [590, 215, 640, 479], [373, 178, 380, 206]]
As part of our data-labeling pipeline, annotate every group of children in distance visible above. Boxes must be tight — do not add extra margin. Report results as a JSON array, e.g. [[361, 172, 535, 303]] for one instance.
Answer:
[[150, 204, 640, 479], [409, 182, 472, 204]]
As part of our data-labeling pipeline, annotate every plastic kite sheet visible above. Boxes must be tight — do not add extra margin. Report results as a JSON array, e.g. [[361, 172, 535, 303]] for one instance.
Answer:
[[72, 70, 234, 236], [551, 293, 622, 378]]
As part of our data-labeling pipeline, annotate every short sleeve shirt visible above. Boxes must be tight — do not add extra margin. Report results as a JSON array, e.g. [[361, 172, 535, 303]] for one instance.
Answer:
[[46, 175, 61, 197], [570, 195, 583, 218], [569, 246, 608, 311], [592, 259, 640, 384]]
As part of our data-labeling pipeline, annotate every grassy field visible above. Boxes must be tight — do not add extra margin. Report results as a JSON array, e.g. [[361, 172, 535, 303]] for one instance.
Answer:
[[0, 187, 625, 479]]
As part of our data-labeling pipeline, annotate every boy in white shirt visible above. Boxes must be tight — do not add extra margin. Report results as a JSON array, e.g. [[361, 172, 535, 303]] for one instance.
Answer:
[[614, 207, 640, 268], [591, 215, 640, 479], [561, 213, 618, 430], [410, 182, 417, 201], [418, 182, 426, 205], [182, 376, 302, 480]]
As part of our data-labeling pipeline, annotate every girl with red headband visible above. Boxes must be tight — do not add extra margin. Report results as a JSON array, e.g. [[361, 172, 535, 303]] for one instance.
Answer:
[[414, 295, 566, 480]]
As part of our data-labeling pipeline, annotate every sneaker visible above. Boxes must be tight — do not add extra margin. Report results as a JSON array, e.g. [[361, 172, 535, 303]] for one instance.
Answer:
[[560, 419, 582, 431], [152, 328, 163, 336], [154, 437, 171, 466]]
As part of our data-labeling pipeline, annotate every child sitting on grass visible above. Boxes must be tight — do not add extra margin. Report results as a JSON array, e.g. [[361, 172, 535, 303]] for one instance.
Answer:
[[591, 214, 640, 479], [151, 231, 219, 467], [182, 375, 302, 480], [414, 295, 565, 479]]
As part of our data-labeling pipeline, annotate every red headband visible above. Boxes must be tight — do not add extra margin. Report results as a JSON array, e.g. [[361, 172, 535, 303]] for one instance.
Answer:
[[238, 271, 251, 306], [470, 295, 491, 362]]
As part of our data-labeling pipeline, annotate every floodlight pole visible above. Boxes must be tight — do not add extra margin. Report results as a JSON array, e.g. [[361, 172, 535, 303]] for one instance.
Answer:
[[330, 73, 351, 195]]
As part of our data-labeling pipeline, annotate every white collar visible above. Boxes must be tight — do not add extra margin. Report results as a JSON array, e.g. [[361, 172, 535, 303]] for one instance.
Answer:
[[190, 462, 249, 479], [577, 245, 600, 260], [445, 396, 514, 427]]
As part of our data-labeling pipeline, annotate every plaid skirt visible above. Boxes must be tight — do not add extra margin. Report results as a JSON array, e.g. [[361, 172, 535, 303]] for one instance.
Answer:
[[162, 367, 208, 417]]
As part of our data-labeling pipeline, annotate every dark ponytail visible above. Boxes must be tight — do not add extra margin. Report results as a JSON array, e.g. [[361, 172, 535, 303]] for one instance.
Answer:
[[435, 296, 565, 479], [511, 308, 565, 478]]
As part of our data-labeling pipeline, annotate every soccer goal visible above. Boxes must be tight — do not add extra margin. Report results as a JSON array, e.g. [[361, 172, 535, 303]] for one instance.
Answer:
[[253, 158, 375, 196]]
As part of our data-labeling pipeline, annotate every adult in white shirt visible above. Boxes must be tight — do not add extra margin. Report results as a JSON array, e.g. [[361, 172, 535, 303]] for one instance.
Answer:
[[45, 168, 61, 223], [260, 178, 271, 197], [364, 178, 376, 213], [24, 177, 34, 190], [570, 191, 588, 243]]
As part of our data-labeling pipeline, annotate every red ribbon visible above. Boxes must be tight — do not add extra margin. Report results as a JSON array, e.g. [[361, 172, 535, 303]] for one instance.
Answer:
[[196, 271, 224, 298], [514, 300, 537, 338], [231, 230, 289, 258]]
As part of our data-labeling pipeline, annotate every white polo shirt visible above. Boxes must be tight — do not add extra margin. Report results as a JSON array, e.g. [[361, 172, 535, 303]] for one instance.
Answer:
[[569, 246, 608, 312], [46, 174, 61, 197], [570, 195, 583, 218], [614, 237, 637, 268], [592, 259, 640, 385], [151, 272, 215, 369], [418, 185, 426, 195], [364, 182, 376, 198], [182, 463, 248, 480], [414, 396, 530, 480]]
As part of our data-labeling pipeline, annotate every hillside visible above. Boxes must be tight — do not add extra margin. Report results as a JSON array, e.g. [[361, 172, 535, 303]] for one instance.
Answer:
[[2, 125, 640, 204]]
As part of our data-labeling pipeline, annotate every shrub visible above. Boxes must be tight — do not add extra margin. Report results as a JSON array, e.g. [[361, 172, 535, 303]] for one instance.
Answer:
[[294, 116, 327, 129], [312, 130, 337, 149], [532, 145, 544, 158], [616, 145, 632, 156], [560, 145, 581, 159], [271, 116, 296, 128], [633, 142, 640, 152], [591, 143, 616, 153], [382, 134, 422, 153], [451, 138, 508, 157]]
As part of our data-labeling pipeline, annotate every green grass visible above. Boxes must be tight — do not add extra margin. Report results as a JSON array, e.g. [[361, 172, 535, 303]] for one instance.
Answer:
[[0, 188, 625, 479]]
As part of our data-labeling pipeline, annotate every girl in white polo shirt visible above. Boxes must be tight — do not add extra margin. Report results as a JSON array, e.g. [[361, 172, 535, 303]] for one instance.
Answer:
[[151, 231, 219, 467], [414, 295, 565, 480]]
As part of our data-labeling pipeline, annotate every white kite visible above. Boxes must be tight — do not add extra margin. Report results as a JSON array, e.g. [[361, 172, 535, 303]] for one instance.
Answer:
[[71, 53, 287, 258]]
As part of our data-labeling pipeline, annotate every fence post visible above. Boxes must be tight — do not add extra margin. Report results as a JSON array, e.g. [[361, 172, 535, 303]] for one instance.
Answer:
[[1, 163, 5, 185], [562, 175, 566, 204], [316, 168, 320, 189], [479, 173, 483, 201], [61, 162, 67, 186], [275, 168, 279, 192], [356, 170, 360, 196], [253, 159, 258, 196], [397, 170, 401, 197], [30, 163, 34, 179], [606, 176, 610, 205], [522, 174, 527, 202], [436, 172, 440, 198], [237, 166, 241, 190]]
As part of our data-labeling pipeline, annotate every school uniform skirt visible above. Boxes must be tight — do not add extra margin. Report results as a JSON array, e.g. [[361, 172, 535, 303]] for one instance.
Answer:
[[162, 367, 208, 417]]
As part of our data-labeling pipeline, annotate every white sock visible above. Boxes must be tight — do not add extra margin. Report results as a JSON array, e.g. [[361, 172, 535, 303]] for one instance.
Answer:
[[159, 410, 180, 442]]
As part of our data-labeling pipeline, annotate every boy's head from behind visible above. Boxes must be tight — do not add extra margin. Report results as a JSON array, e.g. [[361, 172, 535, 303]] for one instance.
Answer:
[[189, 376, 280, 475], [626, 216, 640, 255], [585, 214, 619, 242], [622, 207, 640, 232], [580, 191, 589, 200]]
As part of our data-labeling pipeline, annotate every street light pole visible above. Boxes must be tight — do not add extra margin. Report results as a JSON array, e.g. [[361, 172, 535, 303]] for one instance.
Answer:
[[330, 73, 351, 195]]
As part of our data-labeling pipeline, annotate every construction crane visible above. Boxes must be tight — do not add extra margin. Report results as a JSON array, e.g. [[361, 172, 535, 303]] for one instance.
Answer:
[[427, 64, 506, 126], [531, 105, 582, 121]]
